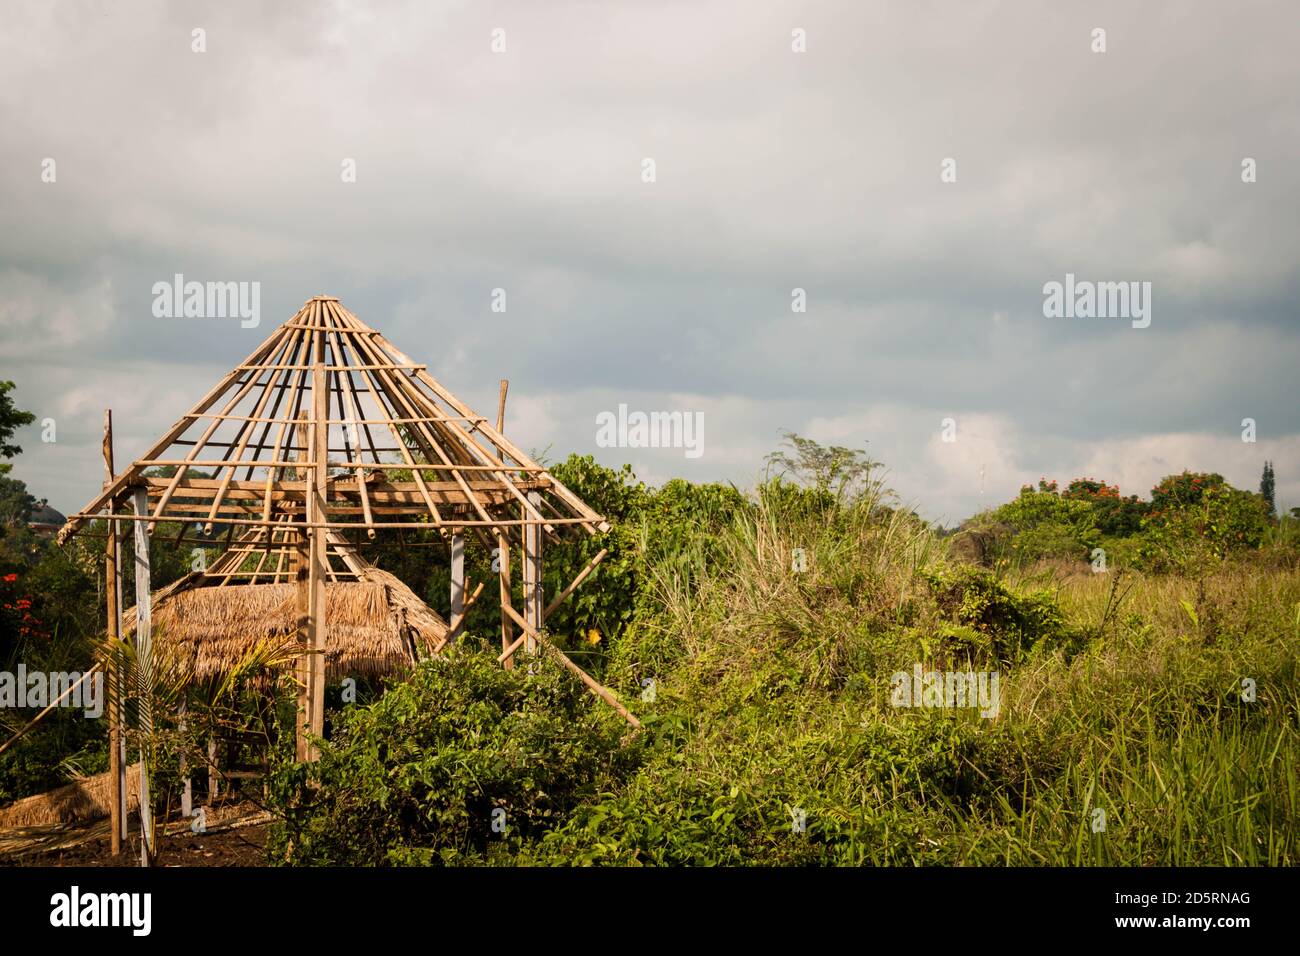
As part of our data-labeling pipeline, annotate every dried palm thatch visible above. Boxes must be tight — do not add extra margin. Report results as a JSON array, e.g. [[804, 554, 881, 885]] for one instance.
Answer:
[[124, 574, 448, 681], [0, 763, 141, 829]]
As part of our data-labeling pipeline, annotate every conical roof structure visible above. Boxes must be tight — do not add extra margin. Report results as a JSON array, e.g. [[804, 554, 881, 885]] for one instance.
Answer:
[[58, 296, 607, 544]]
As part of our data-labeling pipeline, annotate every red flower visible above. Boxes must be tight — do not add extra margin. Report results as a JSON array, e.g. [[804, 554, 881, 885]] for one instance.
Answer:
[[2, 573, 16, 583]]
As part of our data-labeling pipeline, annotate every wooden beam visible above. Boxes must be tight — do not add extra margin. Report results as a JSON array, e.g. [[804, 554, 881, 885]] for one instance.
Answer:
[[544, 548, 609, 622], [208, 736, 219, 801], [179, 698, 191, 818], [0, 664, 102, 758], [497, 530, 513, 670], [500, 603, 640, 729], [56, 319, 297, 544], [132, 487, 155, 866], [495, 379, 508, 460], [497, 632, 526, 664], [523, 492, 542, 653], [307, 351, 328, 755], [102, 410, 123, 856], [293, 414, 312, 763], [449, 533, 465, 642]]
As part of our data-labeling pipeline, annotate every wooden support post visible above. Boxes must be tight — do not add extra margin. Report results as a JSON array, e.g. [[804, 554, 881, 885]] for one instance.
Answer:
[[131, 487, 154, 866], [293, 394, 327, 763], [179, 698, 191, 818], [309, 358, 327, 751], [523, 492, 543, 653], [208, 736, 219, 800], [102, 410, 122, 856], [497, 530, 514, 670], [115, 521, 127, 844], [293, 414, 311, 762], [449, 532, 465, 642], [293, 523, 310, 762]]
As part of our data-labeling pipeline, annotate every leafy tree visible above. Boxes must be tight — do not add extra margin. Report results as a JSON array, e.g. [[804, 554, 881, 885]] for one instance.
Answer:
[[1138, 472, 1269, 571], [1063, 477, 1149, 536], [764, 432, 880, 501], [0, 475, 36, 530], [0, 381, 36, 475]]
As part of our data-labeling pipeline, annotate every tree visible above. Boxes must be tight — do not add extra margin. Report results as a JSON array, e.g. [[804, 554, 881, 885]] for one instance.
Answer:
[[0, 381, 36, 475], [1139, 472, 1269, 571], [1260, 461, 1276, 518], [764, 432, 879, 500], [0, 474, 36, 529]]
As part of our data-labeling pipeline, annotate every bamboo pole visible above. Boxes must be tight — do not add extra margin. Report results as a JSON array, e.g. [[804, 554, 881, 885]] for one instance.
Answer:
[[351, 317, 607, 533], [208, 736, 219, 800], [499, 603, 640, 728], [308, 349, 328, 752], [523, 492, 542, 653], [0, 664, 102, 758], [335, 306, 550, 532], [56, 318, 297, 544], [328, 307, 450, 527], [495, 379, 508, 459], [449, 533, 465, 642], [102, 410, 122, 856], [544, 548, 609, 622], [497, 632, 526, 664], [132, 487, 154, 866], [179, 698, 191, 818], [293, 414, 311, 762], [114, 518, 126, 842], [498, 530, 514, 670]]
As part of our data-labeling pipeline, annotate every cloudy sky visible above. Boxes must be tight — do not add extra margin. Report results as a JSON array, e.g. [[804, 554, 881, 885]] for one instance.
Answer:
[[2, 0, 1297, 525]]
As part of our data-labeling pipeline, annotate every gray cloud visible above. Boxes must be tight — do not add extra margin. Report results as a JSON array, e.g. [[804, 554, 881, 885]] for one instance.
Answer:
[[1, 0, 1296, 521]]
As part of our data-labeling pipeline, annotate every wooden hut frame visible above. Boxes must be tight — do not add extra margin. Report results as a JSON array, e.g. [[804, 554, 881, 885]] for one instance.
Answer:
[[54, 296, 634, 861]]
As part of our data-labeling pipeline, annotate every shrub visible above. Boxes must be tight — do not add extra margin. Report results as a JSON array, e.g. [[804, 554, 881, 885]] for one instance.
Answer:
[[266, 651, 638, 865], [923, 566, 1076, 664]]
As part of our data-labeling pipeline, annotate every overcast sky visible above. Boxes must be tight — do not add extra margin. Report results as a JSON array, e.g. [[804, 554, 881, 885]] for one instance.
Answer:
[[2, 0, 1297, 525]]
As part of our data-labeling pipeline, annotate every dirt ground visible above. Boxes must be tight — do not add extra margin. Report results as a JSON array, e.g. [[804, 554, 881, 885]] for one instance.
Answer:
[[0, 803, 270, 867]]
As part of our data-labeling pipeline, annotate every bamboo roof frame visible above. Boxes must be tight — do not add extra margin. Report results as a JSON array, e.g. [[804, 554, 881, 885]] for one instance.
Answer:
[[57, 296, 609, 545]]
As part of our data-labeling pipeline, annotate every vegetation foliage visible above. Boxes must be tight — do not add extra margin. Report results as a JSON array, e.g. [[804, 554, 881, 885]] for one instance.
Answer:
[[0, 376, 1295, 866]]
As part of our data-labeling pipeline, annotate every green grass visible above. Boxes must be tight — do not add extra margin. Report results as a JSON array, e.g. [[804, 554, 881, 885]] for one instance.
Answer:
[[536, 487, 1300, 865]]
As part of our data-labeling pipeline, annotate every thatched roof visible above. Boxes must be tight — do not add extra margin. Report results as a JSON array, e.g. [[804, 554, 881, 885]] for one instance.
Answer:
[[124, 559, 449, 682], [0, 763, 141, 829]]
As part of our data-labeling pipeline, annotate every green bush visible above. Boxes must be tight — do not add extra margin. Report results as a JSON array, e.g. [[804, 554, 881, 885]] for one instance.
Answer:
[[923, 565, 1077, 664], [265, 651, 639, 865], [1137, 474, 1270, 572]]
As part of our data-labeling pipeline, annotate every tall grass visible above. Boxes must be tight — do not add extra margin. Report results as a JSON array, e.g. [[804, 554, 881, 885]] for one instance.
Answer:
[[559, 480, 1300, 865]]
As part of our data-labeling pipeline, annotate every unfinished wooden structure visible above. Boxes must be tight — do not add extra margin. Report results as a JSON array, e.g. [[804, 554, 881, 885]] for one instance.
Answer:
[[54, 295, 632, 862]]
